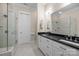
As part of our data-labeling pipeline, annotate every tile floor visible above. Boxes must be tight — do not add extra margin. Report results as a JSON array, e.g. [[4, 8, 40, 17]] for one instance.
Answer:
[[14, 43, 44, 56], [0, 47, 7, 53]]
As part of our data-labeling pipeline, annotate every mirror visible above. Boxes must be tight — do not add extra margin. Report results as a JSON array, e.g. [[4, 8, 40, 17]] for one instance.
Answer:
[[51, 3, 79, 37]]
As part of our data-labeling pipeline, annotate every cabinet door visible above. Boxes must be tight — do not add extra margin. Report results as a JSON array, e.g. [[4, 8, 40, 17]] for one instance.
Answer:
[[53, 46, 64, 56], [64, 49, 77, 56], [44, 38, 65, 56], [52, 42, 64, 56], [37, 35, 41, 48], [44, 44, 52, 56], [60, 44, 78, 56], [40, 36, 44, 50], [38, 36, 48, 55], [45, 39, 53, 56], [48, 42, 54, 56], [38, 35, 44, 51], [41, 37, 47, 54], [57, 42, 78, 56]]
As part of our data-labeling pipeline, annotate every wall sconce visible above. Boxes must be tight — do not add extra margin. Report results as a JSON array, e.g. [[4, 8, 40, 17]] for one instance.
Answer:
[[40, 20, 43, 30], [47, 21, 50, 30]]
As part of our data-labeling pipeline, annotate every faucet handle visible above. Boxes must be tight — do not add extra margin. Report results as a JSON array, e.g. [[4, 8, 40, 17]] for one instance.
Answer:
[[74, 38, 79, 42]]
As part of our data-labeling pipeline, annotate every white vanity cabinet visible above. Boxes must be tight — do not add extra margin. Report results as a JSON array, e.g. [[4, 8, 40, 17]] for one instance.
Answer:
[[52, 40, 79, 56], [44, 38, 53, 56], [38, 35, 45, 52], [51, 41, 64, 56], [38, 35, 53, 56], [58, 43, 79, 56], [52, 41, 78, 56], [38, 35, 79, 56]]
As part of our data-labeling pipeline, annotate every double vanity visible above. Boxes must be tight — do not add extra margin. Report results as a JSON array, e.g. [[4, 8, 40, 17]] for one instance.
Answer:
[[38, 32, 79, 56], [37, 4, 79, 56]]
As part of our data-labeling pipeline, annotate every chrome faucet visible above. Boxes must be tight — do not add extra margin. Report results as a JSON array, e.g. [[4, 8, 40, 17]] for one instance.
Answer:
[[70, 36, 72, 41], [65, 35, 69, 40], [74, 38, 78, 42]]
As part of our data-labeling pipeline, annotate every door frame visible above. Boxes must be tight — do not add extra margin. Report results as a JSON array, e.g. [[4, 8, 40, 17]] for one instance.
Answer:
[[16, 11, 31, 45]]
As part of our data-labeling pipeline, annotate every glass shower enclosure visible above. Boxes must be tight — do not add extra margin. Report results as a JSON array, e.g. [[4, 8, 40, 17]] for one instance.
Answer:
[[0, 3, 16, 54]]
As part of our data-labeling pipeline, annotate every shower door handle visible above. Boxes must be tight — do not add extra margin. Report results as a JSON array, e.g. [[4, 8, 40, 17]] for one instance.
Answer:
[[3, 15, 8, 18], [5, 30, 8, 33]]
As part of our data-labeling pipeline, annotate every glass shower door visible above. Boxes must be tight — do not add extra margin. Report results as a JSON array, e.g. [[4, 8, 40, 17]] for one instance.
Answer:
[[8, 4, 16, 52], [8, 11, 16, 49], [0, 3, 16, 54], [0, 3, 8, 53]]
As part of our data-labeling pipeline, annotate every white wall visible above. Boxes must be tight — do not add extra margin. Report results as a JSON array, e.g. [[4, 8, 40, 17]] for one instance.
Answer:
[[30, 5, 37, 42], [37, 4, 45, 32]]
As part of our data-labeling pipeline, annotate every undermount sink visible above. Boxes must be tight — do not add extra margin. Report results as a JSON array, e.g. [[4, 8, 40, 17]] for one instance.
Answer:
[[42, 34, 59, 40], [59, 39, 79, 47], [42, 34, 50, 36]]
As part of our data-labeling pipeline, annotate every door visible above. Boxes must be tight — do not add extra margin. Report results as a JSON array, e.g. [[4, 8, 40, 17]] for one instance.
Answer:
[[0, 4, 8, 52], [18, 11, 31, 44], [8, 11, 16, 49]]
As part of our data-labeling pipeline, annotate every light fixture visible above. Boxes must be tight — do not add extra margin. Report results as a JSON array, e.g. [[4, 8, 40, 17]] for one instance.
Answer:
[[63, 3, 71, 7], [58, 11, 62, 14]]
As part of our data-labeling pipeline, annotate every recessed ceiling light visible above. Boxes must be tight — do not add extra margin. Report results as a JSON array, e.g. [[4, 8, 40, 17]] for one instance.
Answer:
[[58, 11, 62, 14]]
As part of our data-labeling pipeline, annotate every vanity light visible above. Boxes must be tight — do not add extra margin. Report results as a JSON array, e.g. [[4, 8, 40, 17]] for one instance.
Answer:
[[46, 10, 53, 16], [45, 7, 53, 16]]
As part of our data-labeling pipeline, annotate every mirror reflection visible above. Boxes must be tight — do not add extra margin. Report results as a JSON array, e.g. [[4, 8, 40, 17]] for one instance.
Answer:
[[51, 3, 79, 37]]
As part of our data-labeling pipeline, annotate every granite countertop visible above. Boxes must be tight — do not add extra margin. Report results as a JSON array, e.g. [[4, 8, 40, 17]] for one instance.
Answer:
[[38, 32, 79, 50]]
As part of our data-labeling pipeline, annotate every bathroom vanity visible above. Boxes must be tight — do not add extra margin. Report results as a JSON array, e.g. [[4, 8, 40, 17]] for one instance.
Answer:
[[37, 4, 79, 56], [38, 32, 79, 56]]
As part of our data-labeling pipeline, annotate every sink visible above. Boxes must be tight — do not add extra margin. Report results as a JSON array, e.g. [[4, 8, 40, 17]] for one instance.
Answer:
[[59, 39, 79, 47], [42, 34, 48, 36], [42, 34, 59, 40], [42, 34, 50, 36]]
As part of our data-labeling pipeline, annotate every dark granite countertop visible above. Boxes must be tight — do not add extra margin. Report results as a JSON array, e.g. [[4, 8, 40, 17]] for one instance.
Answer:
[[38, 32, 79, 50]]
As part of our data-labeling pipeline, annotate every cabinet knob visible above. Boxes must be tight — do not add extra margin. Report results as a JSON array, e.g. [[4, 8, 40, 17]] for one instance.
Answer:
[[60, 46, 66, 50]]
